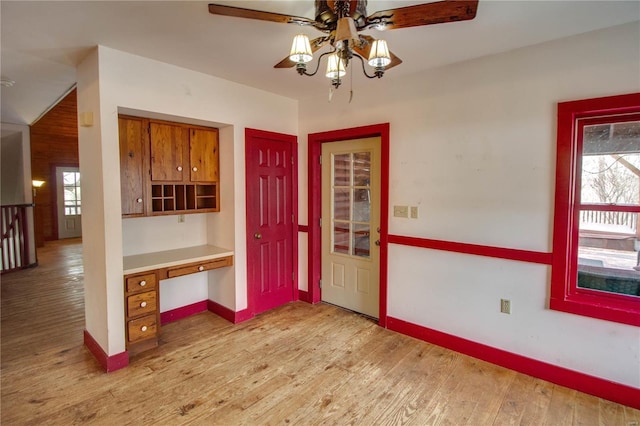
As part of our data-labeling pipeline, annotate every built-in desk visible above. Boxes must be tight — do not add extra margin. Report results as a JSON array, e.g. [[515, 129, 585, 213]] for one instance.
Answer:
[[123, 245, 233, 354]]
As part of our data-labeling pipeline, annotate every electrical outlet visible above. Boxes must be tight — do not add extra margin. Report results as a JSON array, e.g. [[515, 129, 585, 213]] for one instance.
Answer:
[[500, 299, 511, 314], [178, 214, 185, 223], [410, 206, 418, 219], [393, 205, 409, 218]]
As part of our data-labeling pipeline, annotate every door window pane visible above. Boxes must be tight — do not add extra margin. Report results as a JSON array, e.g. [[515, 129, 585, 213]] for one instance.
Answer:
[[334, 188, 350, 221], [353, 223, 370, 257], [63, 171, 81, 217], [333, 222, 349, 254], [331, 151, 372, 258]]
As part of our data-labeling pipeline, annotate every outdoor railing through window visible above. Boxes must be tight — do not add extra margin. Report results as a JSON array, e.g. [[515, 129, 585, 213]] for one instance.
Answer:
[[580, 210, 638, 233]]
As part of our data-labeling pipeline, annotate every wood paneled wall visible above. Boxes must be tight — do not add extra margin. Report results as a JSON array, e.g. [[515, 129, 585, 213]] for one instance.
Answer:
[[30, 89, 79, 245]]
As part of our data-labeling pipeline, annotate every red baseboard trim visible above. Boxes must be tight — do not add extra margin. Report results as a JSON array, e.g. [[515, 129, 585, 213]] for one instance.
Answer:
[[388, 234, 553, 265], [160, 300, 208, 325], [387, 316, 639, 409], [207, 300, 253, 324], [83, 329, 128, 373], [298, 290, 311, 303]]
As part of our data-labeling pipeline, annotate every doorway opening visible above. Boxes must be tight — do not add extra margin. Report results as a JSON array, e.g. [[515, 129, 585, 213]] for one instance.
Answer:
[[308, 123, 390, 326], [55, 166, 82, 239]]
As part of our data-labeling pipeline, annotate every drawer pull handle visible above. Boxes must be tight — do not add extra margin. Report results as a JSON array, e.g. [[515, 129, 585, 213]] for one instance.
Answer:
[[192, 167, 198, 172], [198, 266, 204, 272], [141, 325, 148, 332], [136, 198, 143, 203], [139, 280, 147, 287], [140, 301, 147, 308], [177, 166, 183, 171]]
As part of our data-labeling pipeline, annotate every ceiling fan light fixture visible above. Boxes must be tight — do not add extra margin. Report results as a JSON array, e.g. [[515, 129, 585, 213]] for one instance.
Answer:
[[325, 53, 346, 80], [289, 34, 313, 64], [367, 39, 391, 68], [335, 17, 359, 44]]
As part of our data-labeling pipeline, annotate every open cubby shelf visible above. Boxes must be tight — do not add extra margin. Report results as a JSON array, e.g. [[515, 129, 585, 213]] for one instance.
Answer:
[[151, 183, 218, 214]]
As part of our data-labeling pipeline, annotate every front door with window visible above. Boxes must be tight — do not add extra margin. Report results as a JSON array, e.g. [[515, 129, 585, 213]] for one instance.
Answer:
[[56, 166, 82, 239], [321, 137, 381, 318]]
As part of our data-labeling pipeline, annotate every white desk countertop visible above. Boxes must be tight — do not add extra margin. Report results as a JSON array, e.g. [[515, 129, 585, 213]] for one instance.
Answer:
[[123, 245, 234, 275]]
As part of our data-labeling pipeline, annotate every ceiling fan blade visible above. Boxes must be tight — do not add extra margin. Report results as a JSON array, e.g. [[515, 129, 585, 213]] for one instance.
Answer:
[[354, 35, 403, 70], [208, 3, 316, 26], [365, 0, 479, 30], [274, 37, 329, 69]]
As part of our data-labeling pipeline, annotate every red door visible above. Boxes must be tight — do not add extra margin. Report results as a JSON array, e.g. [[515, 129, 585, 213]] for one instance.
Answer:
[[245, 129, 297, 315]]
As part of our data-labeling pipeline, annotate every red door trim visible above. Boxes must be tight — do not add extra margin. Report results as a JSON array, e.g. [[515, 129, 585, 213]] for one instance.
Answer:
[[245, 128, 299, 315], [307, 123, 390, 326]]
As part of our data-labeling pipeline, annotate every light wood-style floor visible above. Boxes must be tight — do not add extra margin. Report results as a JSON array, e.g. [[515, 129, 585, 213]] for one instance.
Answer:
[[2, 239, 639, 425]]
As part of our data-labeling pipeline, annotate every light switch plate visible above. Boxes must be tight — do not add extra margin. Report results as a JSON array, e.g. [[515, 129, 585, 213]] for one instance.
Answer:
[[410, 206, 418, 219], [393, 205, 409, 218]]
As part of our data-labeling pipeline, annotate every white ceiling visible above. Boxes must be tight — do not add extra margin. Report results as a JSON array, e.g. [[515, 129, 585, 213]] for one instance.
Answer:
[[1, 0, 639, 126]]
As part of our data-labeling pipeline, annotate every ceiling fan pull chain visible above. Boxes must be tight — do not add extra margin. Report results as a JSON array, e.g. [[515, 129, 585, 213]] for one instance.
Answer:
[[349, 62, 354, 103]]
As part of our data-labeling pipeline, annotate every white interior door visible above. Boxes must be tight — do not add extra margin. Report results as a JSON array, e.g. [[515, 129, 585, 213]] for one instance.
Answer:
[[56, 166, 82, 239], [321, 137, 381, 318]]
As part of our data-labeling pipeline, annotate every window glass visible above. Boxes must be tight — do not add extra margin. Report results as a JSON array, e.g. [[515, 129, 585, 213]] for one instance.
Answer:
[[577, 120, 640, 298], [63, 171, 81, 217], [331, 151, 372, 258]]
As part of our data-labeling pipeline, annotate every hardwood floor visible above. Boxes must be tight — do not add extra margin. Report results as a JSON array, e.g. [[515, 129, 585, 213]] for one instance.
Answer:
[[2, 239, 639, 425]]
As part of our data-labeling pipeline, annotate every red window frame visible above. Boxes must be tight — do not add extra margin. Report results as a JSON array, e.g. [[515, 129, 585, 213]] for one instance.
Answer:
[[551, 92, 640, 326]]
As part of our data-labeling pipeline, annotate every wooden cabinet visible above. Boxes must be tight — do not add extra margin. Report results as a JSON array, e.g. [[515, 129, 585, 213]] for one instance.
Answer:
[[148, 120, 220, 215], [189, 127, 219, 183], [118, 116, 220, 217], [122, 247, 233, 357], [119, 116, 147, 217], [124, 272, 159, 353], [149, 121, 188, 182]]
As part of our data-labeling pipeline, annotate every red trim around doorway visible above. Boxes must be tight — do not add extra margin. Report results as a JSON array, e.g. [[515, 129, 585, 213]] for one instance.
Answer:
[[307, 123, 390, 326]]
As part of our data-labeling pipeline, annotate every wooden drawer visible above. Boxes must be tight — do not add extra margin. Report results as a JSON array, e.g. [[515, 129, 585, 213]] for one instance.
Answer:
[[127, 314, 157, 343], [166, 255, 232, 278], [125, 272, 157, 293], [127, 291, 157, 318]]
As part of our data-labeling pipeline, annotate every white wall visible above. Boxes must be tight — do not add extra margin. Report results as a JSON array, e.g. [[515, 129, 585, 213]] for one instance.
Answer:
[[298, 22, 640, 388], [0, 123, 36, 265], [77, 46, 298, 356]]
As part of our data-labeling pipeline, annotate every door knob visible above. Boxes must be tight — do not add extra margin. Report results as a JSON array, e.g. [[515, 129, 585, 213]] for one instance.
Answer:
[[375, 240, 381, 246], [254, 233, 262, 239]]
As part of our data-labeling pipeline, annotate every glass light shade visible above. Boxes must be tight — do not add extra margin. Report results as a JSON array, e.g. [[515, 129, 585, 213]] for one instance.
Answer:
[[289, 34, 313, 64], [325, 53, 346, 79], [32, 180, 45, 188], [367, 39, 391, 68]]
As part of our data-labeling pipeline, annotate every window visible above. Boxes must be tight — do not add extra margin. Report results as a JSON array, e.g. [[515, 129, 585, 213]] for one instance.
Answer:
[[63, 171, 81, 216], [551, 93, 640, 326], [332, 151, 371, 258]]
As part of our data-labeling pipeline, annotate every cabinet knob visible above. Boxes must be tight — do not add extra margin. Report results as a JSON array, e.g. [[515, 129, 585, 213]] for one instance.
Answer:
[[141, 325, 148, 332], [139, 280, 147, 287], [192, 167, 198, 172], [177, 166, 183, 171], [198, 266, 204, 272], [140, 301, 147, 308], [136, 198, 143, 203]]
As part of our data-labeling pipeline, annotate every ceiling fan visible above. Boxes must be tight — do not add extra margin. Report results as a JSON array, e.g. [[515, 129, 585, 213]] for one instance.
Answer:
[[208, 1, 479, 90]]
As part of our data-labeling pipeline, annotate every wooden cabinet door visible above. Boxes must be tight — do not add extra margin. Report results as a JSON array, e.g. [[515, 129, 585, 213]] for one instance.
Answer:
[[150, 122, 187, 181], [118, 116, 146, 216], [189, 128, 219, 182]]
